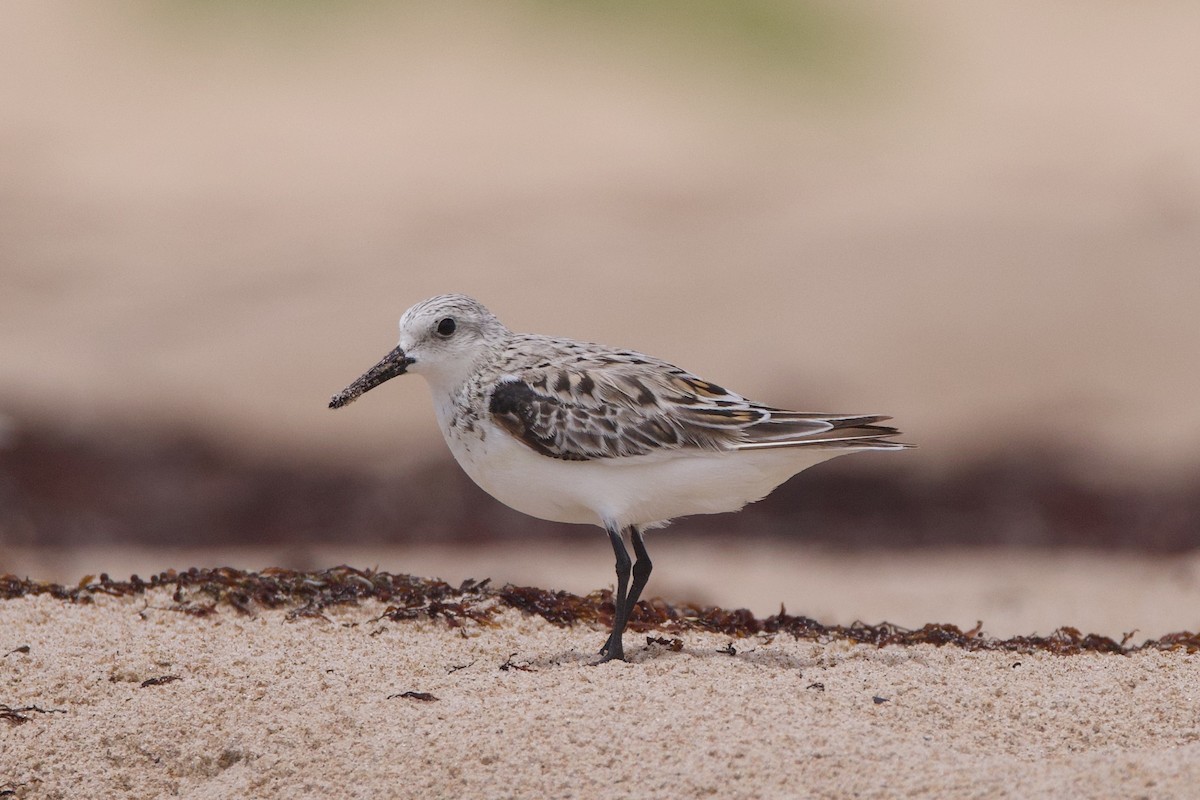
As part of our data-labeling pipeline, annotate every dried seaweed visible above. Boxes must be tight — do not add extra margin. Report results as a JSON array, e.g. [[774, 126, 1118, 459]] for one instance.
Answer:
[[387, 691, 438, 702], [0, 705, 66, 725], [139, 675, 181, 688], [644, 636, 683, 652], [3, 567, 1199, 655], [499, 653, 535, 672]]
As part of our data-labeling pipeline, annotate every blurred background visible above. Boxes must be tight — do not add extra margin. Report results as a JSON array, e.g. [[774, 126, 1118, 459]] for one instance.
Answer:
[[3, 2, 1200, 634]]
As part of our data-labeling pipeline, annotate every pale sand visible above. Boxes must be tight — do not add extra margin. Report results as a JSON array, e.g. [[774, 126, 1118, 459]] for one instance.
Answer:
[[4, 552, 1200, 799]]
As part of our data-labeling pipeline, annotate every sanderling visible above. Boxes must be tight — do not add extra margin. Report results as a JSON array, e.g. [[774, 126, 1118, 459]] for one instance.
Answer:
[[330, 293, 910, 662]]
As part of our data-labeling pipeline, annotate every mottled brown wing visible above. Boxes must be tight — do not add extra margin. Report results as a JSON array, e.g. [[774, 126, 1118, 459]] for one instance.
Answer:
[[485, 361, 849, 461]]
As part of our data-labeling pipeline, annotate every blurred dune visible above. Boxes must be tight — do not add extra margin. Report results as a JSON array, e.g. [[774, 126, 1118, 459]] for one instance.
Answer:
[[2, 3, 1200, 551]]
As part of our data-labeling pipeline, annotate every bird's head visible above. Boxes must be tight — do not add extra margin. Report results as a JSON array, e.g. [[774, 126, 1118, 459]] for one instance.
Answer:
[[329, 293, 509, 409]]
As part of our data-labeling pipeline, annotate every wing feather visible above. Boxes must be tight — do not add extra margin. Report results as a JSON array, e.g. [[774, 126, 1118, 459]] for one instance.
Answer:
[[487, 343, 909, 461]]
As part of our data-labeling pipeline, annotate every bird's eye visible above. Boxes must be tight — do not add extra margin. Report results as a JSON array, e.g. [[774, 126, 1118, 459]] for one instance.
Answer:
[[436, 317, 457, 337]]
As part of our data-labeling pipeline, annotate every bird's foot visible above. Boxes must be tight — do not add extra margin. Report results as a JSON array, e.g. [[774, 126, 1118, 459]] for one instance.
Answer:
[[591, 648, 625, 665], [593, 634, 625, 664]]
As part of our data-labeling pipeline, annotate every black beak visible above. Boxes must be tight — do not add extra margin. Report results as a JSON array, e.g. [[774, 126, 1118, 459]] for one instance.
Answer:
[[328, 346, 414, 409]]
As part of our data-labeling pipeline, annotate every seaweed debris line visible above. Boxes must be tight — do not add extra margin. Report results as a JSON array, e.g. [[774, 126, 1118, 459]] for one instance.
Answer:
[[3, 567, 1198, 655]]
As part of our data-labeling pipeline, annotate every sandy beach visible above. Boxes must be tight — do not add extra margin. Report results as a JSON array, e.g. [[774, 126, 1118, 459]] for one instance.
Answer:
[[4, 559, 1200, 800]]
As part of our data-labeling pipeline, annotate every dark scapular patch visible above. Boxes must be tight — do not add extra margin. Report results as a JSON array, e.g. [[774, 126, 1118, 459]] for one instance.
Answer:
[[488, 381, 590, 461]]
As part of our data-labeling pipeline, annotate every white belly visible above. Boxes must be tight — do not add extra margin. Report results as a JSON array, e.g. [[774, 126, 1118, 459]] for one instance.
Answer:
[[441, 417, 847, 529]]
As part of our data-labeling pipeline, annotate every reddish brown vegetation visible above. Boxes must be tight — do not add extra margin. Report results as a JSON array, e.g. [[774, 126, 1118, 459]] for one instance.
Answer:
[[3, 566, 1198, 655]]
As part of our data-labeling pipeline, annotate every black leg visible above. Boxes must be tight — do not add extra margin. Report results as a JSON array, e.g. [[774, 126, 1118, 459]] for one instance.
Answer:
[[622, 526, 652, 626], [598, 524, 631, 663]]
